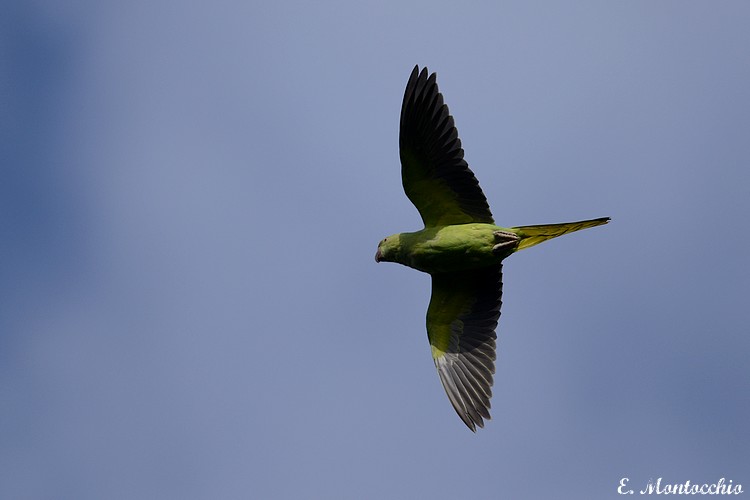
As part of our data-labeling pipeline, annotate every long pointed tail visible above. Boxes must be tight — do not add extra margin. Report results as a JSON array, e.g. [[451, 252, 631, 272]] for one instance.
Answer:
[[512, 217, 610, 252]]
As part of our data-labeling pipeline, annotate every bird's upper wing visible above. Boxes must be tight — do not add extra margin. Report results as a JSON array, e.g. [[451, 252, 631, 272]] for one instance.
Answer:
[[427, 266, 502, 431], [400, 65, 494, 227]]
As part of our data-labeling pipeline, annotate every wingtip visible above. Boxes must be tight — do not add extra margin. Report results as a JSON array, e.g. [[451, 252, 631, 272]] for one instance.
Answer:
[[461, 412, 486, 433], [435, 355, 494, 432], [409, 64, 432, 81], [457, 408, 479, 432]]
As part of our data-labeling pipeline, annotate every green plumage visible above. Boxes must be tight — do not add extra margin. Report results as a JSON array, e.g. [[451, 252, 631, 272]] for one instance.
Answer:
[[376, 65, 609, 432]]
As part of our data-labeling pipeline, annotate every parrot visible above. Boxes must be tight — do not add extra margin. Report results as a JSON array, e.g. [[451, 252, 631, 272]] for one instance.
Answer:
[[375, 65, 609, 432]]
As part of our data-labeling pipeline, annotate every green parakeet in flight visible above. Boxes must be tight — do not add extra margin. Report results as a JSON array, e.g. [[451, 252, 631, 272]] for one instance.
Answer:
[[375, 65, 609, 432]]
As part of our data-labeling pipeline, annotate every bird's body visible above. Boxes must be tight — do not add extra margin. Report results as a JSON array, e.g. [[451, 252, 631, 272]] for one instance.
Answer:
[[378, 223, 513, 274], [376, 65, 609, 431], [378, 218, 610, 274]]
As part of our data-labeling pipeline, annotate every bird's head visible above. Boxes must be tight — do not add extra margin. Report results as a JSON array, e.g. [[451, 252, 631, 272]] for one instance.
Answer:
[[375, 234, 401, 263]]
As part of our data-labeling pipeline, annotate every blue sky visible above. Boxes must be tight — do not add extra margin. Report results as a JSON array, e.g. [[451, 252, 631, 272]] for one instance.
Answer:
[[2, 1, 749, 498]]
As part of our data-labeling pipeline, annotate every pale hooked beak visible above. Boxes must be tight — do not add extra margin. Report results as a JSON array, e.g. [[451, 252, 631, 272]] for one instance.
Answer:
[[375, 248, 382, 263]]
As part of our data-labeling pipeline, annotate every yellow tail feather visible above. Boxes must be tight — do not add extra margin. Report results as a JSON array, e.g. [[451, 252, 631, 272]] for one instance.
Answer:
[[512, 217, 610, 251]]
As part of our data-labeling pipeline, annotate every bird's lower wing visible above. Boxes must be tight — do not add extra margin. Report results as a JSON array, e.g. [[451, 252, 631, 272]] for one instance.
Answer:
[[427, 266, 503, 431]]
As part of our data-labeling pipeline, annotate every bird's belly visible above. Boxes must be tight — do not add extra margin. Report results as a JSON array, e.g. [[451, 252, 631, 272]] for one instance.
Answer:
[[407, 224, 508, 274]]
